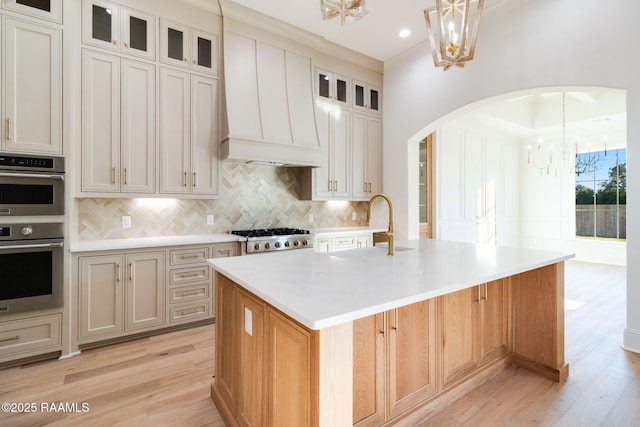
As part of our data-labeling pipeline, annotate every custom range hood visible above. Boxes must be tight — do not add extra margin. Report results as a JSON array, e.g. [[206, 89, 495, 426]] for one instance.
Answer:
[[219, 7, 322, 167]]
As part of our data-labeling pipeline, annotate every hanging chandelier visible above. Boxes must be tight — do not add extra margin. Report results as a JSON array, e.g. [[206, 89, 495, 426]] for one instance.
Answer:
[[424, 0, 484, 70], [526, 92, 608, 177], [320, 0, 366, 26], [527, 93, 571, 176]]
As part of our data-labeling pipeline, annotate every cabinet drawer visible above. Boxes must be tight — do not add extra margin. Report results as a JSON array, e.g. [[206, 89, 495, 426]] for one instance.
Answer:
[[169, 283, 210, 304], [211, 242, 238, 258], [170, 247, 210, 265], [169, 301, 211, 323], [170, 265, 210, 285], [333, 235, 357, 250], [0, 314, 61, 358]]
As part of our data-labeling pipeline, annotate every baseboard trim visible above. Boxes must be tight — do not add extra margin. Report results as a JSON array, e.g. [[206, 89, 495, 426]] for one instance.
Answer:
[[622, 327, 640, 354]]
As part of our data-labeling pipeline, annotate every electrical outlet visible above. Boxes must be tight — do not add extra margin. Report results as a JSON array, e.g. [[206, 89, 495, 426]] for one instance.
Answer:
[[122, 216, 132, 229], [308, 213, 314, 223], [352, 212, 357, 221], [244, 307, 252, 336], [206, 214, 214, 225]]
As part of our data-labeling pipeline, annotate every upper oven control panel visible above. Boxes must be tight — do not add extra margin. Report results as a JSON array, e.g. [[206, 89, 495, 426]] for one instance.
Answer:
[[0, 153, 65, 173]]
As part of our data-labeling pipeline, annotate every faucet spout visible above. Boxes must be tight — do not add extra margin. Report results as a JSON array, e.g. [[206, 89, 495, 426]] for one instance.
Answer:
[[367, 194, 395, 256]]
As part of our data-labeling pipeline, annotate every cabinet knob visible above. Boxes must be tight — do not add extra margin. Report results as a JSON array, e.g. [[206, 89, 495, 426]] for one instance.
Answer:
[[184, 57, 188, 62], [112, 39, 117, 45], [124, 42, 129, 48]]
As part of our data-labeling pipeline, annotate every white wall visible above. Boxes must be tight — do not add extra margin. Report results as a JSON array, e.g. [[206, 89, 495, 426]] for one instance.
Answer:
[[383, 0, 640, 353]]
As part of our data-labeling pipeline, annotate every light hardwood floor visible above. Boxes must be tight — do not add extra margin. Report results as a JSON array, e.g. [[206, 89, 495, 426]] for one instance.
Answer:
[[1, 261, 638, 426]]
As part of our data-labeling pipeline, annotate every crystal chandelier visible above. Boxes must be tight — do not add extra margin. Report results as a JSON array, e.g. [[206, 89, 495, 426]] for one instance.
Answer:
[[424, 0, 484, 70], [320, 0, 366, 26]]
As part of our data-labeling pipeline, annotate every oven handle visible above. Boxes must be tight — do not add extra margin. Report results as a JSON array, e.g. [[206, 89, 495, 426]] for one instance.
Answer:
[[0, 242, 63, 250], [0, 172, 64, 181]]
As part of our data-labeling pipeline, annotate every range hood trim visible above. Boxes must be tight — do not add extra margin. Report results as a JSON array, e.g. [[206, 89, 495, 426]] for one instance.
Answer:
[[220, 136, 322, 168]]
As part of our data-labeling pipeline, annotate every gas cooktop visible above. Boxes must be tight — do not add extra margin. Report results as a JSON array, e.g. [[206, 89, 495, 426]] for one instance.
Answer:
[[231, 228, 313, 253]]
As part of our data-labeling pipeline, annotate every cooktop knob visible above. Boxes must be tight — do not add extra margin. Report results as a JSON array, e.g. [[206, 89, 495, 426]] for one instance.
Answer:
[[254, 243, 260, 251], [302, 239, 309, 246], [293, 240, 300, 247], [284, 241, 290, 247], [275, 241, 281, 248], [264, 242, 271, 249], [21, 225, 33, 236]]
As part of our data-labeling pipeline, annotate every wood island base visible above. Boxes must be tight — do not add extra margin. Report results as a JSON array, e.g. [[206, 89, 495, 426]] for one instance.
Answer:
[[211, 262, 568, 427]]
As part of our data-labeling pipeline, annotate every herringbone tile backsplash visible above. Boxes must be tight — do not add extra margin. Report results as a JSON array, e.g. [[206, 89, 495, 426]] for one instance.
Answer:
[[77, 163, 369, 240]]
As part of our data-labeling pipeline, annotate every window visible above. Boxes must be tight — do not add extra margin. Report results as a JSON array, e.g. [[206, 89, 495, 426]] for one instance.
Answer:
[[575, 148, 626, 240]]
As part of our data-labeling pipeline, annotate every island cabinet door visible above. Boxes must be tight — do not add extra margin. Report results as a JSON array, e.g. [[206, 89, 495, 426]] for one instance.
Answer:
[[440, 287, 480, 388], [353, 313, 385, 426], [237, 290, 266, 427], [266, 308, 311, 427], [387, 299, 438, 418], [214, 274, 238, 417], [479, 279, 510, 365]]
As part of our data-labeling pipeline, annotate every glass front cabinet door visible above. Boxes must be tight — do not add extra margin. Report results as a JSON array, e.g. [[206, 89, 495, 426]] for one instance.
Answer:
[[3, 0, 62, 23], [316, 68, 349, 107], [353, 79, 381, 114], [161, 19, 218, 76], [82, 0, 155, 60]]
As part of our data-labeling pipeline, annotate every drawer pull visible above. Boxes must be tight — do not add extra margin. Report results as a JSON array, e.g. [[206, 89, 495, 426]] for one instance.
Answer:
[[0, 335, 20, 344], [179, 290, 201, 297], [178, 307, 202, 316], [180, 272, 201, 278], [179, 254, 201, 259]]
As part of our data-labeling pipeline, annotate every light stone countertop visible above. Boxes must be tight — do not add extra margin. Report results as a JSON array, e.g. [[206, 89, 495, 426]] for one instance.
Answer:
[[208, 238, 574, 330], [69, 234, 246, 253], [309, 226, 388, 236]]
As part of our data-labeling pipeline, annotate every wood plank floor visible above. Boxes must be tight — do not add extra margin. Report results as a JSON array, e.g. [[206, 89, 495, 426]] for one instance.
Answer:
[[1, 261, 638, 426]]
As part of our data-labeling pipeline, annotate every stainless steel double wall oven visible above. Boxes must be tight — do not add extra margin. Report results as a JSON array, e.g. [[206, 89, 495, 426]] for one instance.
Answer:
[[0, 153, 65, 315]]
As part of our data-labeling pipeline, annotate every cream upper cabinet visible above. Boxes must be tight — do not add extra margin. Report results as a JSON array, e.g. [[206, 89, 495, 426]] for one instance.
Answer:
[[316, 68, 349, 108], [160, 68, 220, 196], [3, 0, 62, 24], [81, 50, 155, 194], [313, 102, 350, 199], [351, 113, 382, 200], [302, 67, 382, 201], [2, 17, 61, 154], [160, 18, 219, 76], [160, 67, 190, 194], [191, 75, 220, 195], [352, 79, 381, 114], [82, 0, 156, 60]]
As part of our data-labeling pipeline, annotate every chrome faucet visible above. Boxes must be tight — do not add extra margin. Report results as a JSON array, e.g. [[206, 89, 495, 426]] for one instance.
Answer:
[[367, 194, 395, 256]]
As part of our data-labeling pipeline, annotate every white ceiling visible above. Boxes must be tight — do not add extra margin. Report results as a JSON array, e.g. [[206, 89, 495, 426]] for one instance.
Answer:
[[228, 0, 503, 62], [186, 1, 626, 145]]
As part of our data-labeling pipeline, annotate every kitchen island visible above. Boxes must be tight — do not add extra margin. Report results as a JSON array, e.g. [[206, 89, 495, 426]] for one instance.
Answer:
[[208, 239, 574, 426]]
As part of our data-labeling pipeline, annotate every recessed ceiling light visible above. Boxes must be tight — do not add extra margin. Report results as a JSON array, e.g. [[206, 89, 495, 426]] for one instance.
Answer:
[[398, 29, 411, 38]]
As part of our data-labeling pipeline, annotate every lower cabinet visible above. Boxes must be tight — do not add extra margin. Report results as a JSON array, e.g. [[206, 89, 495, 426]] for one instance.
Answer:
[[353, 299, 438, 426], [76, 241, 239, 345], [79, 251, 165, 341], [212, 274, 511, 427], [213, 273, 312, 427], [440, 279, 509, 388], [0, 314, 62, 364], [314, 231, 373, 253]]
